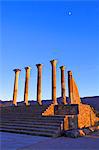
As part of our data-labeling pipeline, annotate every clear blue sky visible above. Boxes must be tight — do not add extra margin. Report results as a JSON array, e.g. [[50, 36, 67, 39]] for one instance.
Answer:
[[0, 0, 99, 101]]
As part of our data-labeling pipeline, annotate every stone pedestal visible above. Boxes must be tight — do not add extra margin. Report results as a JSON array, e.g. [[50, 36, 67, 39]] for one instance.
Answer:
[[50, 60, 57, 105], [13, 69, 21, 106], [68, 71, 73, 104], [36, 64, 42, 105], [60, 66, 66, 104], [24, 66, 31, 106]]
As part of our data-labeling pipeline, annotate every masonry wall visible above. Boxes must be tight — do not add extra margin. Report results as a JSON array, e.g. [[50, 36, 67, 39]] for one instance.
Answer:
[[54, 104, 78, 115], [42, 104, 54, 116], [78, 104, 99, 128]]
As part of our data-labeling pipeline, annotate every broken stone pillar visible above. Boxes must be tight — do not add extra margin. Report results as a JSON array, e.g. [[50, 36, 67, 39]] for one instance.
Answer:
[[60, 66, 66, 104], [50, 59, 57, 105], [68, 71, 73, 104], [24, 66, 31, 106], [68, 71, 81, 104], [36, 64, 42, 105], [13, 69, 21, 106]]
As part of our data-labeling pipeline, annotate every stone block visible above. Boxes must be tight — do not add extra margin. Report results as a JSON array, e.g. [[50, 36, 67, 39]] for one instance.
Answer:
[[54, 104, 79, 115]]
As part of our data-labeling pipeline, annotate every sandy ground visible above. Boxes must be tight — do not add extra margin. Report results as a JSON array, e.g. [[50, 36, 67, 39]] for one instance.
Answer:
[[0, 131, 99, 150]]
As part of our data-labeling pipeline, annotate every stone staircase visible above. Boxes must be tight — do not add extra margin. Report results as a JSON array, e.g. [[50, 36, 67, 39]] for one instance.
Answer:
[[0, 105, 65, 137]]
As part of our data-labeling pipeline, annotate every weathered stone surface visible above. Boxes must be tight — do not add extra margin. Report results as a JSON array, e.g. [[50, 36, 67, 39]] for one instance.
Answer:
[[60, 66, 66, 104], [50, 60, 57, 105], [64, 116, 69, 130], [36, 64, 43, 105], [24, 66, 31, 106], [68, 71, 73, 103], [72, 78, 81, 104], [78, 104, 99, 128], [0, 106, 65, 137], [89, 125, 99, 132], [54, 104, 79, 115], [79, 129, 85, 136], [64, 129, 80, 138], [13, 69, 21, 106], [83, 128, 91, 135], [68, 71, 81, 104], [64, 126, 99, 138], [42, 104, 55, 116], [68, 115, 78, 130]]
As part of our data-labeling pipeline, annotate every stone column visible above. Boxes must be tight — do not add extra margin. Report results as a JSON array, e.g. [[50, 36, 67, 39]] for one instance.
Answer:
[[36, 64, 42, 105], [24, 66, 31, 106], [68, 71, 73, 104], [50, 59, 57, 105], [13, 69, 21, 106], [60, 66, 66, 104]]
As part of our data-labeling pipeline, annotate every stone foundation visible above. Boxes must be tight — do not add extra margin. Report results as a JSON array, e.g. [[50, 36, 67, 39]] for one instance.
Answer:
[[54, 104, 79, 115], [78, 104, 99, 128], [42, 104, 55, 116], [42, 104, 99, 131]]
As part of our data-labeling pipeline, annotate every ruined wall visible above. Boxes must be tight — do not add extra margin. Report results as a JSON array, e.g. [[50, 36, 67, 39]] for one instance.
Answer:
[[54, 104, 78, 115], [64, 116, 69, 130], [42, 104, 55, 116], [72, 78, 81, 104], [63, 115, 78, 130], [42, 103, 99, 130], [78, 104, 99, 128]]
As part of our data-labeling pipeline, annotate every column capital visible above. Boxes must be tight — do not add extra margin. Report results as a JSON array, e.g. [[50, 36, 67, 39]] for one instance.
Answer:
[[25, 66, 31, 70], [36, 64, 43, 68], [60, 66, 65, 70], [68, 71, 72, 76], [13, 69, 21, 72], [50, 59, 57, 65]]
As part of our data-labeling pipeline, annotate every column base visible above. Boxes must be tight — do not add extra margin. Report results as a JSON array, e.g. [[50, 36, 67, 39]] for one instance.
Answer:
[[12, 103, 17, 106], [53, 101, 58, 105], [24, 102, 30, 106], [38, 102, 42, 105]]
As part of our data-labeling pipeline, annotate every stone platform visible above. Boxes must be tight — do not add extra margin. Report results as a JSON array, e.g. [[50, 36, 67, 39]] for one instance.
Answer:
[[0, 105, 65, 137], [0, 104, 98, 137]]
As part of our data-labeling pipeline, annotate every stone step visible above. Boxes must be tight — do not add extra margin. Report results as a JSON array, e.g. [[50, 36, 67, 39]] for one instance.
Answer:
[[0, 105, 50, 111], [1, 115, 64, 120], [0, 125, 60, 134], [0, 104, 49, 108], [0, 122, 60, 130], [1, 117, 65, 121], [0, 108, 43, 110], [0, 128, 60, 137], [1, 117, 64, 121], [1, 116, 64, 121], [1, 118, 63, 124], [0, 121, 61, 126], [1, 109, 46, 113], [0, 105, 65, 137]]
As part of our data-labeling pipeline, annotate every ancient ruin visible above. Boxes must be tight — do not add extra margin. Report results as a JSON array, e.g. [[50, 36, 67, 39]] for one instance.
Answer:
[[0, 59, 99, 137], [13, 69, 21, 106], [50, 59, 57, 105], [24, 66, 31, 106], [60, 66, 66, 104], [36, 64, 43, 105]]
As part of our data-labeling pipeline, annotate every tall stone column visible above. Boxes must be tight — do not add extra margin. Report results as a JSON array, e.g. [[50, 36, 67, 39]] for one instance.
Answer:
[[36, 64, 42, 105], [50, 59, 57, 105], [13, 69, 21, 106], [24, 66, 31, 106], [60, 66, 66, 104], [68, 71, 73, 104]]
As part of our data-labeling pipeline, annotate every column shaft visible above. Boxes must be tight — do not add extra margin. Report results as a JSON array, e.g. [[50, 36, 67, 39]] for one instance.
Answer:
[[60, 66, 66, 104], [50, 60, 57, 105], [68, 71, 73, 104], [36, 64, 42, 105], [13, 69, 21, 106], [24, 66, 31, 105]]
